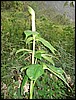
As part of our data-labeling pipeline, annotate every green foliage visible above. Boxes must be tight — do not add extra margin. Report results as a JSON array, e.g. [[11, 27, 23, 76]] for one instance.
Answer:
[[1, 1, 75, 99], [15, 6, 71, 99], [43, 64, 70, 89], [34, 72, 67, 99], [1, 1, 24, 11]]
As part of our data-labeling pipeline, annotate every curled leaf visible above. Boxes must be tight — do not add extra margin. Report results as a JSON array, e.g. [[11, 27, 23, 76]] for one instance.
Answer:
[[28, 6, 35, 16]]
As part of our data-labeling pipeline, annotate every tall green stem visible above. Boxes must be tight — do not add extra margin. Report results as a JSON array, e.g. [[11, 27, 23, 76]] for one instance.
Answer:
[[30, 81, 33, 99], [28, 6, 36, 99], [31, 6, 35, 64]]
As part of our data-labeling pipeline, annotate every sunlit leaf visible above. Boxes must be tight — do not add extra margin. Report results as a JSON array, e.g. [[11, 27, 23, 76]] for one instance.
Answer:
[[43, 63, 71, 89], [37, 37, 57, 54], [24, 30, 33, 39], [47, 64, 64, 75], [21, 64, 42, 72], [24, 30, 39, 39], [26, 64, 44, 80], [41, 54, 55, 66]]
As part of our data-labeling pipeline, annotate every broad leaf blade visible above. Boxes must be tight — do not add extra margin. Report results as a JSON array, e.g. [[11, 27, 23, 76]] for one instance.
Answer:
[[24, 30, 39, 39], [43, 63, 71, 89], [41, 54, 55, 66], [24, 30, 33, 39], [47, 65, 64, 75], [38, 37, 57, 54], [26, 64, 44, 80], [48, 67, 71, 89], [21, 64, 42, 72]]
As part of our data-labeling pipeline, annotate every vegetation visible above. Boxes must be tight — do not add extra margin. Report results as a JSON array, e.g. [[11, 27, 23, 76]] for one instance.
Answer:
[[1, 1, 75, 99]]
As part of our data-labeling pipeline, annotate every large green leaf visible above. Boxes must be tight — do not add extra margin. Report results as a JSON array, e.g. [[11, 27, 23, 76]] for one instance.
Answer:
[[21, 64, 42, 72], [24, 30, 39, 39], [42, 63, 71, 89], [21, 75, 28, 95], [47, 64, 64, 75], [41, 54, 55, 66], [26, 64, 44, 80], [37, 37, 57, 54]]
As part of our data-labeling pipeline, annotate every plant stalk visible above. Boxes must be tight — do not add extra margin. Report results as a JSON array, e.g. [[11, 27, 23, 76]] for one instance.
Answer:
[[30, 80, 33, 99], [28, 6, 36, 99], [32, 8, 35, 64]]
